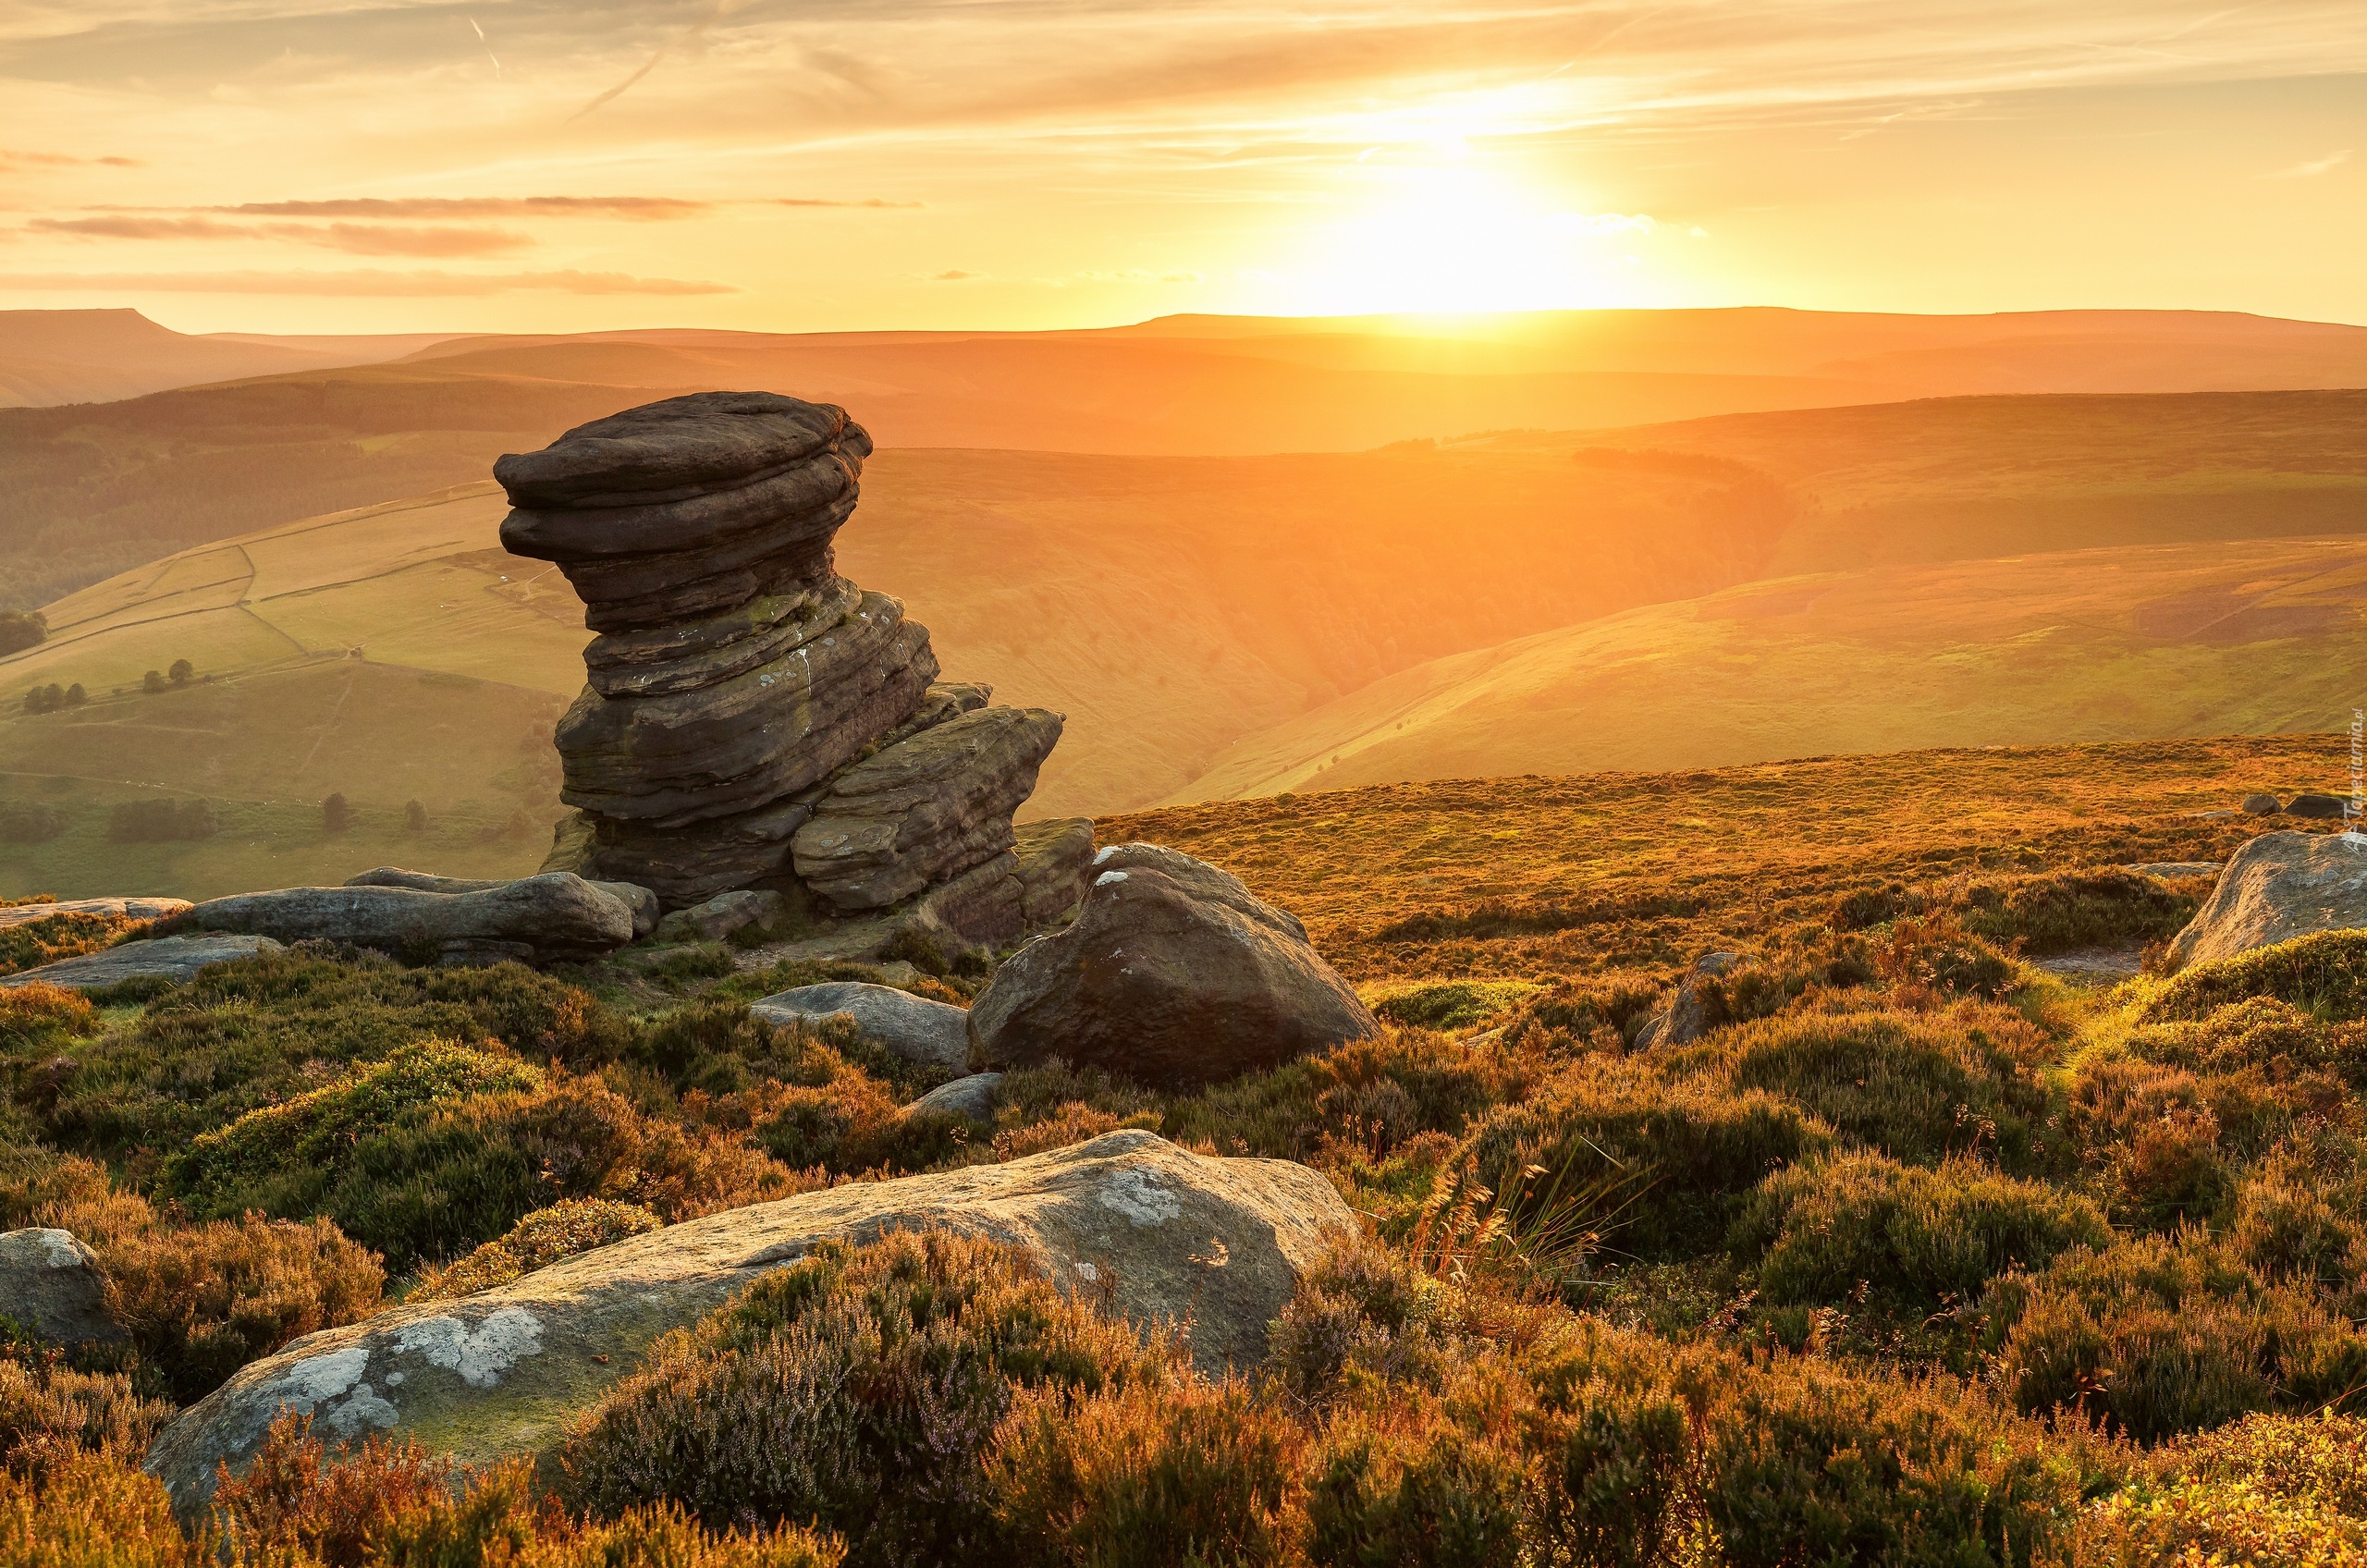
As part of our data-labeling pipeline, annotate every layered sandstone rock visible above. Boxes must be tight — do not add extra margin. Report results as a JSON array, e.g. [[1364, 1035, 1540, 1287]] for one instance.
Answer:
[[503, 391, 1072, 926]]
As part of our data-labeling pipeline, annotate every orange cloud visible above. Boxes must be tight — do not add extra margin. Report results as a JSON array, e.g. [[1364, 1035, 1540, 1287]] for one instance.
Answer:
[[212, 196, 711, 219], [30, 215, 533, 257]]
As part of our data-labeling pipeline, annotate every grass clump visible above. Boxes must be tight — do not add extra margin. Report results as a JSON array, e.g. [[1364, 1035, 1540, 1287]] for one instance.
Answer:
[[1714, 1007, 2051, 1170], [2148, 929, 2367, 1023], [1365, 980, 1538, 1034], [1983, 1231, 2367, 1444], [562, 1229, 1172, 1567], [1732, 1152, 2110, 1315], [0, 981, 95, 1048], [411, 1197, 662, 1300], [1956, 865, 2201, 955], [0, 913, 146, 980]]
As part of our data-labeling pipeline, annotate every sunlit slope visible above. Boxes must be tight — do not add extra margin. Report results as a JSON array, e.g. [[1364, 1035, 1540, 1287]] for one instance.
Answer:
[[1171, 537, 2367, 802], [1483, 388, 2367, 572], [0, 486, 581, 899]]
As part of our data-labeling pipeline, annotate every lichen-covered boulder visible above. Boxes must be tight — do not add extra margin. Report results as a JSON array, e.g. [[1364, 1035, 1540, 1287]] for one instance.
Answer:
[[0, 933, 283, 991], [345, 868, 659, 939], [2168, 830, 2367, 968], [158, 874, 634, 964], [966, 843, 1380, 1086], [0, 1228, 121, 1344], [143, 1131, 1350, 1517]]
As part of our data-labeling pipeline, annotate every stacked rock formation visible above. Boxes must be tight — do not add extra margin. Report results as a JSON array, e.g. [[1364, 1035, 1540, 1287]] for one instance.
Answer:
[[497, 392, 1066, 918]]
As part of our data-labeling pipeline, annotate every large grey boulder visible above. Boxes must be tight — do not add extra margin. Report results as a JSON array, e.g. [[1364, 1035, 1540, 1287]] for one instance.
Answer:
[[653, 888, 782, 946], [967, 843, 1380, 1087], [158, 874, 634, 965], [0, 933, 283, 991], [144, 1130, 1351, 1516], [793, 705, 1064, 910], [346, 868, 659, 939], [0, 1228, 121, 1344], [0, 897, 191, 931], [2168, 830, 2367, 969], [751, 982, 971, 1074]]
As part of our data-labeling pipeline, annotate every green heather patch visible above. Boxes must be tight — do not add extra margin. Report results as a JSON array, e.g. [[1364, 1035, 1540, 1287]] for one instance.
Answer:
[[2146, 929, 2367, 1024], [1363, 979, 1539, 1033], [162, 1039, 542, 1213]]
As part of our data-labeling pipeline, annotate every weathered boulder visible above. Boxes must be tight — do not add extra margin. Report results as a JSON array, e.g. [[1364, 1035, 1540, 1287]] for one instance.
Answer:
[[0, 1228, 121, 1344], [0, 896, 190, 931], [1633, 951, 1742, 1049], [143, 1130, 1351, 1516], [159, 875, 634, 964], [2168, 830, 2367, 969], [967, 843, 1379, 1086], [2287, 792, 2350, 821], [751, 981, 971, 1074], [495, 391, 857, 511], [793, 706, 1064, 910], [905, 1072, 1001, 1125], [0, 933, 283, 991], [653, 888, 782, 946], [580, 580, 863, 699], [555, 591, 937, 827], [567, 801, 814, 910], [1014, 816, 1096, 925], [2244, 793, 2284, 815], [345, 869, 659, 939]]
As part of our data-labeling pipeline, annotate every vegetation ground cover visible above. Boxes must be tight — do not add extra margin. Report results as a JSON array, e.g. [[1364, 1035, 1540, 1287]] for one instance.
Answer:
[[10, 732, 2367, 1563]]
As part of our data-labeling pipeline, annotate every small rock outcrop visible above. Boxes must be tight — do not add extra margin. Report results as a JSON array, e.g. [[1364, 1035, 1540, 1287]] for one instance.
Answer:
[[2243, 793, 2284, 815], [144, 1130, 1351, 1515], [0, 933, 283, 992], [0, 897, 190, 931], [751, 982, 970, 1074], [966, 844, 1380, 1086], [2287, 792, 2350, 821], [653, 888, 782, 946], [501, 392, 1065, 930], [904, 1072, 1001, 1125], [159, 875, 633, 965], [2167, 831, 2367, 969], [1633, 951, 1742, 1048], [0, 1228, 121, 1344]]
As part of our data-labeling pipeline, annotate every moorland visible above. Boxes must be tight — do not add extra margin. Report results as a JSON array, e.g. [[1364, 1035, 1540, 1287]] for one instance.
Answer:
[[10, 732, 2367, 1563]]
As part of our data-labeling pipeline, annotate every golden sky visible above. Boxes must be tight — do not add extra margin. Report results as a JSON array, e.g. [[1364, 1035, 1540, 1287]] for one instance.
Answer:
[[2, 1, 2363, 334]]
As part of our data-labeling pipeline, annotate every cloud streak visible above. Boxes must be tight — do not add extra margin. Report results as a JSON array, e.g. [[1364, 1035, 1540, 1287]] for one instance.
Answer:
[[2263, 149, 2352, 178], [31, 215, 534, 256], [0, 268, 735, 295]]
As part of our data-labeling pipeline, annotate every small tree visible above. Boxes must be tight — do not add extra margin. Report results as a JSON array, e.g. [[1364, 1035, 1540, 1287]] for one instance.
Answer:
[[0, 610, 43, 657], [323, 792, 352, 835], [142, 669, 166, 693], [63, 683, 86, 706], [168, 658, 194, 685], [404, 800, 428, 834]]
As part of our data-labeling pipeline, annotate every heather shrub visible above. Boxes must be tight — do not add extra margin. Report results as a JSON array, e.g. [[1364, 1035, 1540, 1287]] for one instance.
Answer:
[[1874, 911, 2020, 999], [1704, 1362, 2083, 1567], [1733, 1153, 2110, 1312], [0, 1361, 174, 1474], [1717, 1008, 2049, 1170], [162, 1038, 544, 1216], [1983, 1232, 2367, 1443], [2078, 1412, 2367, 1565], [1522, 1361, 1699, 1568], [2146, 929, 2367, 1023], [1497, 971, 1664, 1053], [1957, 866, 2200, 955], [0, 1446, 206, 1568], [0, 980, 94, 1047], [104, 1213, 384, 1402], [2127, 994, 2367, 1084], [1304, 1403, 1524, 1568], [1170, 1027, 1540, 1163], [1367, 980, 1536, 1033], [314, 1074, 793, 1268], [411, 1198, 662, 1301], [563, 1230, 1171, 1567], [988, 1378, 1303, 1568], [2064, 1056, 2235, 1229], [0, 913, 140, 980], [1269, 1240, 1450, 1399], [1458, 1059, 1833, 1258], [211, 1414, 456, 1566]]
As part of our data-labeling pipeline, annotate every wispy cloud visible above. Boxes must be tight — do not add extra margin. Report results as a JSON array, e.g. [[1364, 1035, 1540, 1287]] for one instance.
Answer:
[[768, 198, 923, 210], [0, 268, 734, 296], [2263, 149, 2352, 179], [0, 148, 138, 169], [207, 196, 712, 220], [31, 214, 533, 256], [930, 269, 985, 281]]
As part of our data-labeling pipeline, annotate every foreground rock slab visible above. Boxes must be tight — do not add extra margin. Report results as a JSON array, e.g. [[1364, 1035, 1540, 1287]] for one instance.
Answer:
[[0, 933, 283, 991], [967, 843, 1380, 1086], [145, 1130, 1351, 1515], [159, 874, 634, 965], [0, 1228, 121, 1344], [0, 897, 190, 931], [751, 982, 971, 1073], [2168, 830, 2367, 969], [347, 869, 659, 939]]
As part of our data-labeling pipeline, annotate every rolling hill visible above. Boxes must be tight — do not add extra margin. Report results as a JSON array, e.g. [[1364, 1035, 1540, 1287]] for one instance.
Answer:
[[0, 308, 455, 409]]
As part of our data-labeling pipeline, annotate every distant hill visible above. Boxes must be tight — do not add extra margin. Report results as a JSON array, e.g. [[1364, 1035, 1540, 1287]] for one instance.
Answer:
[[0, 308, 455, 409]]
